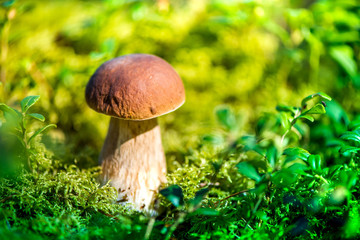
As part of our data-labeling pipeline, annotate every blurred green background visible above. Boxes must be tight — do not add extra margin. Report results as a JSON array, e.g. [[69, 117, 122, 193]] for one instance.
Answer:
[[1, 0, 359, 168]]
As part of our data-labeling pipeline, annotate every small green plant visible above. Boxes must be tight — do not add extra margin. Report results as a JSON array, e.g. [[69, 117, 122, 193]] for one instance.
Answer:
[[236, 92, 332, 185], [159, 185, 214, 240], [0, 95, 56, 171], [276, 92, 332, 144], [158, 92, 360, 239]]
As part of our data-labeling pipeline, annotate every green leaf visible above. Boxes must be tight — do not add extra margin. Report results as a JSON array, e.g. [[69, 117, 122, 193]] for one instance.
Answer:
[[330, 45, 357, 78], [298, 115, 314, 122], [28, 124, 56, 143], [303, 103, 326, 115], [349, 120, 360, 131], [346, 172, 357, 189], [276, 105, 298, 115], [287, 163, 308, 175], [240, 135, 265, 156], [328, 165, 343, 179], [283, 147, 310, 164], [255, 211, 269, 221], [278, 112, 291, 129], [202, 134, 224, 145], [215, 106, 237, 131], [301, 92, 332, 107], [159, 185, 184, 207], [27, 113, 45, 122], [339, 171, 357, 189], [236, 162, 261, 182], [193, 208, 219, 216], [20, 95, 40, 113], [0, 103, 21, 128], [326, 100, 350, 127], [0, 103, 19, 117], [341, 130, 360, 143], [340, 146, 360, 155], [251, 183, 267, 195], [317, 92, 332, 101], [308, 155, 321, 171], [190, 188, 209, 206], [272, 169, 297, 186], [266, 145, 277, 168]]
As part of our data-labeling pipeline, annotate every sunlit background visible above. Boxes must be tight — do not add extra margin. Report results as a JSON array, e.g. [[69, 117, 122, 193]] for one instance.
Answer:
[[1, 0, 359, 168]]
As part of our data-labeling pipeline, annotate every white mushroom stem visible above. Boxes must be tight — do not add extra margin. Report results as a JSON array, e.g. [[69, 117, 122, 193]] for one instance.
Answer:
[[99, 117, 167, 211]]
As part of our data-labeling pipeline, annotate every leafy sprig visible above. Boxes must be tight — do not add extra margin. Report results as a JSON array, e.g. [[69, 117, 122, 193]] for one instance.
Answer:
[[159, 185, 213, 240], [277, 92, 332, 144], [0, 95, 56, 170]]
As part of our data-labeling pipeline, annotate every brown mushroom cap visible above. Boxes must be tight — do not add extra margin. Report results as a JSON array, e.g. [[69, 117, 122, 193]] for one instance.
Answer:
[[85, 54, 185, 120]]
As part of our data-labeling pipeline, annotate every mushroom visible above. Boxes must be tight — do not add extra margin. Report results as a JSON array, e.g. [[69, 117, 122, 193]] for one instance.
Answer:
[[85, 54, 185, 211]]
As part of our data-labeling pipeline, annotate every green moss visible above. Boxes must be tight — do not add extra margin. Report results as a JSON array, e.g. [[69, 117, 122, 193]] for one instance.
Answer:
[[1, 0, 360, 239]]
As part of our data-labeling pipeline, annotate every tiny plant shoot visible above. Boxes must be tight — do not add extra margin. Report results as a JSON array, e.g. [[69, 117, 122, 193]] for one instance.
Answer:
[[0, 95, 56, 171], [276, 92, 332, 144]]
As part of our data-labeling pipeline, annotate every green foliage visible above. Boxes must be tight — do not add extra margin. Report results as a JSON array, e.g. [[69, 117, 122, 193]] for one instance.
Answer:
[[3, 91, 360, 239], [0, 95, 56, 173], [156, 92, 360, 239], [275, 92, 332, 144], [236, 162, 261, 183], [0, 96, 147, 239], [160, 185, 184, 208], [1, 0, 360, 239]]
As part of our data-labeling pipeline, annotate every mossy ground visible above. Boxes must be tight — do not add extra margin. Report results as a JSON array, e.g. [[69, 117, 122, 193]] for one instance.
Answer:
[[1, 0, 360, 239]]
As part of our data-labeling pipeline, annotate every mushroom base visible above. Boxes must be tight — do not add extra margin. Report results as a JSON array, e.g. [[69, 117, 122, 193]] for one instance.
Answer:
[[99, 117, 166, 211]]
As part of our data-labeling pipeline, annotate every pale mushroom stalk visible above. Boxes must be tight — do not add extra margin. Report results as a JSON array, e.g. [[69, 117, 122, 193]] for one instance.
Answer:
[[100, 117, 166, 210]]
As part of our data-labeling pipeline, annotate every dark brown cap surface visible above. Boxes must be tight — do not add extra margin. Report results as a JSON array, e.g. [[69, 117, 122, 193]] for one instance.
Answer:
[[86, 54, 185, 120]]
